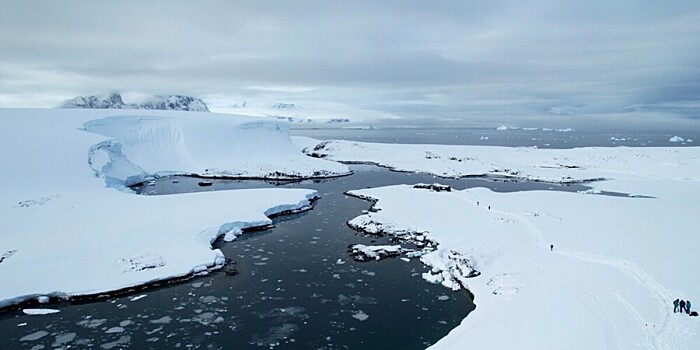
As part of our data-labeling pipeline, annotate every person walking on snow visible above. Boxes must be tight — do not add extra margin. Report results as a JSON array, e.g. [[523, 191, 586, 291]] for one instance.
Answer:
[[674, 299, 680, 313], [680, 300, 687, 313], [550, 244, 554, 251], [686, 300, 692, 314]]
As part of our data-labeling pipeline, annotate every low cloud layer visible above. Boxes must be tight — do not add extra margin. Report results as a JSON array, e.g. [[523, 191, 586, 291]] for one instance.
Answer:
[[1, 1, 699, 123]]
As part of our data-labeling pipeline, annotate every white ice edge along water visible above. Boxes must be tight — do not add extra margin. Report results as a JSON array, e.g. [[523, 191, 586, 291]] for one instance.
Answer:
[[308, 138, 700, 349], [0, 109, 345, 309]]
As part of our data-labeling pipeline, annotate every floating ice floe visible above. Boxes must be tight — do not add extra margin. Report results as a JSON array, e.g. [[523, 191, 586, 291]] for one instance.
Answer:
[[22, 308, 60, 315], [351, 310, 370, 321]]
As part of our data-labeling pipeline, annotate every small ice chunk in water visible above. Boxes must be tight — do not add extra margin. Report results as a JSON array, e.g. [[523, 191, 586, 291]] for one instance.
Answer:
[[105, 326, 124, 334], [422, 272, 443, 284], [37, 296, 49, 304], [351, 311, 369, 321], [149, 316, 172, 324], [437, 295, 450, 301], [200, 295, 218, 304], [20, 330, 49, 341], [52, 332, 76, 347], [130, 294, 147, 302], [77, 318, 107, 329], [100, 335, 131, 349], [23, 309, 60, 315]]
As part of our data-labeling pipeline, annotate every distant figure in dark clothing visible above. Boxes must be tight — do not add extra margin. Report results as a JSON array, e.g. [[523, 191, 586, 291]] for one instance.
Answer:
[[488, 205, 491, 210], [477, 201, 479, 206], [674, 299, 680, 313], [680, 300, 687, 313], [686, 300, 692, 314], [550, 244, 554, 251]]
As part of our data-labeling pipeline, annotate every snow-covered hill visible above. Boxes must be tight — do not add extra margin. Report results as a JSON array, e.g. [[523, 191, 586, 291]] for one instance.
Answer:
[[58, 93, 129, 109], [58, 93, 210, 112], [138, 95, 209, 112]]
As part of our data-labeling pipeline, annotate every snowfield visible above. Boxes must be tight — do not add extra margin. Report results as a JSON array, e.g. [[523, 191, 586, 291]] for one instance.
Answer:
[[313, 138, 700, 349], [0, 109, 345, 308], [3, 108, 698, 349]]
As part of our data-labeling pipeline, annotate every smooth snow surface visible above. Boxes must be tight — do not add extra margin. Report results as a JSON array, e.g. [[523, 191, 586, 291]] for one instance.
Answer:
[[335, 140, 700, 349], [0, 108, 336, 308]]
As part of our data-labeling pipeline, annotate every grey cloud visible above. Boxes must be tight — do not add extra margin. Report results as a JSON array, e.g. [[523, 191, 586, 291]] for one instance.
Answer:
[[0, 0, 699, 123]]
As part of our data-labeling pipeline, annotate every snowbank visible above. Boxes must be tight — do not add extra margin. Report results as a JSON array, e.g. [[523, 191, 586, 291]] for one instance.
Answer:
[[0, 109, 341, 308], [341, 143, 700, 349]]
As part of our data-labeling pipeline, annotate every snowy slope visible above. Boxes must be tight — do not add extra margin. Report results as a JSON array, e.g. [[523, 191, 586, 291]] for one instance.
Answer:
[[0, 109, 344, 308], [333, 140, 700, 349]]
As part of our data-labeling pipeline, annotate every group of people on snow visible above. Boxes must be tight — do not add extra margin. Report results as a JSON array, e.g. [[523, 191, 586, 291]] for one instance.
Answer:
[[674, 298, 694, 315]]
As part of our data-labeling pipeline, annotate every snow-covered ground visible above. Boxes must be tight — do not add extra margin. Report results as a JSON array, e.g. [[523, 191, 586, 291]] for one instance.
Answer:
[[4, 109, 699, 348], [297, 138, 697, 188], [308, 138, 700, 349], [0, 109, 346, 308]]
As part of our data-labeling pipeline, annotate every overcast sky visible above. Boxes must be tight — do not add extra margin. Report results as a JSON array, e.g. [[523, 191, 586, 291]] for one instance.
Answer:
[[1, 1, 699, 123]]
